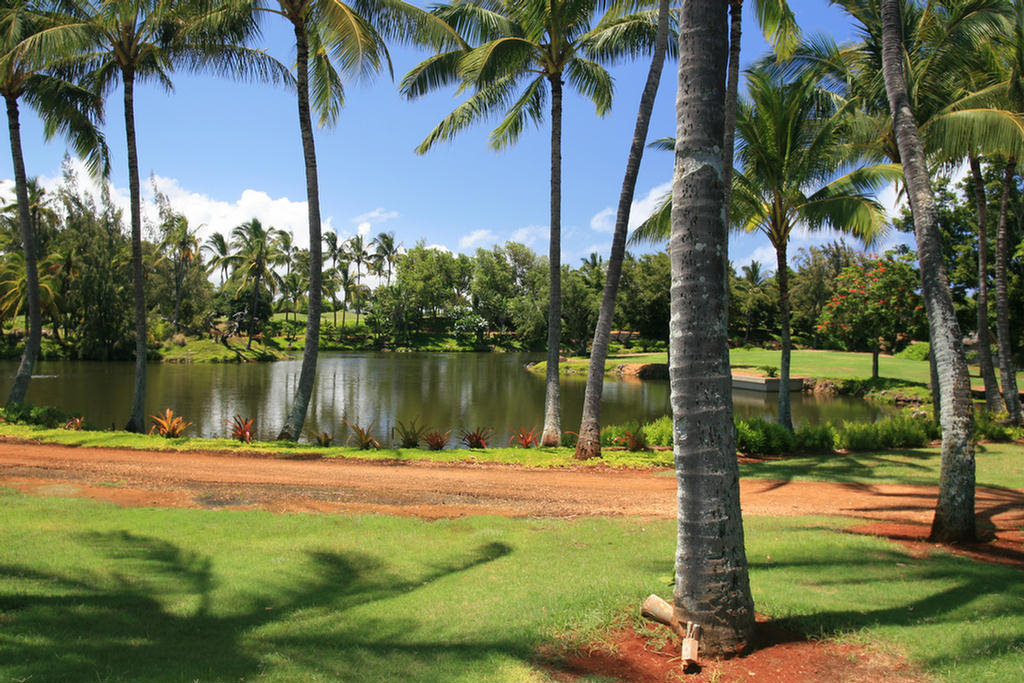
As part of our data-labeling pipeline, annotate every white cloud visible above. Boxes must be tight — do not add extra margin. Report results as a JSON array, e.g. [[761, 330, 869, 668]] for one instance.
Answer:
[[21, 159, 335, 251], [588, 181, 672, 234], [733, 243, 778, 271], [459, 228, 497, 250], [509, 224, 546, 247], [352, 207, 398, 225], [425, 243, 451, 253], [356, 221, 372, 237]]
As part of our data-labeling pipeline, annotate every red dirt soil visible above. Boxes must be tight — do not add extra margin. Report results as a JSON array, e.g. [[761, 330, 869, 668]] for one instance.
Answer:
[[2, 438, 1020, 683]]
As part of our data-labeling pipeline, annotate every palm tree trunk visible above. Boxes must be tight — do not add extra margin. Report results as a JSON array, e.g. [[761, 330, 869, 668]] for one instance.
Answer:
[[248, 274, 259, 350], [669, 0, 754, 655], [173, 260, 184, 334], [723, 0, 742, 226], [872, 347, 879, 380], [775, 242, 793, 431], [5, 95, 41, 405], [278, 21, 322, 441], [123, 69, 148, 433], [994, 160, 1023, 423], [969, 157, 1001, 411], [574, 0, 671, 460], [540, 75, 564, 447], [880, 0, 975, 543]]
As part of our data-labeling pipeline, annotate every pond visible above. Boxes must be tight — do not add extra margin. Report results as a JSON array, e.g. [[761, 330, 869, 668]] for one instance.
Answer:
[[0, 353, 892, 443]]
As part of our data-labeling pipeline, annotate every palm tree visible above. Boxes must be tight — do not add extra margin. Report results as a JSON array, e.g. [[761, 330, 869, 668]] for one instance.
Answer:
[[967, 156, 1003, 411], [155, 211, 200, 333], [275, 228, 297, 279], [225, 218, 282, 349], [403, 0, 662, 447], [336, 261, 353, 330], [244, 0, 451, 441], [669, 0, 754, 655], [371, 230, 399, 284], [574, 0, 671, 460], [54, 0, 286, 432], [739, 260, 770, 344], [347, 234, 368, 298], [879, 0, 976, 543], [202, 231, 231, 285], [0, 0, 107, 404], [731, 65, 896, 431], [322, 229, 342, 324]]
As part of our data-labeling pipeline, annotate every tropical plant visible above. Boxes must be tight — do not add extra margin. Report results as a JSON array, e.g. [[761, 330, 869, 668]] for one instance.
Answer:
[[668, 0, 754, 655], [153, 190, 200, 333], [459, 426, 493, 449], [323, 230, 344, 325], [0, 0, 107, 404], [403, 0, 664, 447], [225, 218, 283, 348], [422, 429, 450, 451], [228, 414, 256, 443], [50, 0, 286, 432], [308, 429, 332, 447], [394, 416, 428, 448], [611, 423, 649, 451], [372, 231, 399, 285], [878, 0, 976, 543], [507, 426, 539, 448], [202, 231, 231, 285], [149, 408, 192, 438], [342, 418, 381, 450], [63, 416, 85, 430]]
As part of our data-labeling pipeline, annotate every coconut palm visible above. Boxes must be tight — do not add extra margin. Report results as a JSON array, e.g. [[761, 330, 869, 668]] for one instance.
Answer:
[[347, 234, 368, 292], [242, 0, 454, 440], [669, 0, 754, 655], [50, 0, 287, 432], [275, 228, 297, 280], [155, 211, 200, 333], [734, 66, 897, 430], [967, 155, 1003, 411], [322, 230, 342, 324], [879, 0, 976, 543], [225, 218, 283, 349], [403, 0, 664, 446], [202, 231, 231, 285], [0, 0, 107, 404], [336, 261, 354, 330], [371, 230, 398, 284]]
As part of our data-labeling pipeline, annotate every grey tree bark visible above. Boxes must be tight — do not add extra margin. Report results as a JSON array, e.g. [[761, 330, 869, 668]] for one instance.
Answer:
[[670, 0, 755, 655], [994, 160, 1023, 423], [540, 76, 564, 447], [574, 0, 671, 460], [123, 69, 148, 433], [278, 21, 322, 440], [969, 156, 1002, 411], [4, 95, 41, 405], [880, 0, 975, 543]]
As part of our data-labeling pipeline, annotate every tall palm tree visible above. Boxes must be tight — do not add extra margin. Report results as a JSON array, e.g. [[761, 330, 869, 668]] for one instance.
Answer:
[[574, 0, 671, 459], [336, 261, 353, 330], [371, 230, 398, 284], [967, 155, 1002, 411], [347, 234, 368, 298], [739, 260, 770, 344], [322, 229, 342, 324], [275, 228, 297, 279], [54, 0, 286, 432], [879, 0, 976, 543], [225, 218, 282, 349], [245, 0, 451, 441], [0, 0, 107, 404], [403, 0, 662, 447], [731, 65, 896, 431], [202, 231, 231, 285], [669, 0, 754, 655]]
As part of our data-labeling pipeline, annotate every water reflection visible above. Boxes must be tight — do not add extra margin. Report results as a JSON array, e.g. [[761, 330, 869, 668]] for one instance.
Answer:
[[1, 353, 891, 443]]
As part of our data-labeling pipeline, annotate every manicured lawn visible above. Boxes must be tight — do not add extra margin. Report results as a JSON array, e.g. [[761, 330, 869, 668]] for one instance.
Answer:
[[157, 336, 293, 363], [738, 441, 1024, 490], [1, 492, 1021, 682]]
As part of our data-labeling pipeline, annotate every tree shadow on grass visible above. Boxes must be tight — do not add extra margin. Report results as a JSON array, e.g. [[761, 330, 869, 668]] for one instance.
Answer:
[[0, 531, 517, 682], [739, 448, 939, 486]]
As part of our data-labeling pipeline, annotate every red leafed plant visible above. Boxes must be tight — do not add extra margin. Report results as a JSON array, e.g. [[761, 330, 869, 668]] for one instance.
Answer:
[[229, 415, 256, 443], [422, 429, 451, 451], [460, 427, 494, 449], [343, 419, 381, 450], [149, 409, 192, 438], [613, 426, 650, 452], [63, 416, 85, 431], [507, 426, 539, 448]]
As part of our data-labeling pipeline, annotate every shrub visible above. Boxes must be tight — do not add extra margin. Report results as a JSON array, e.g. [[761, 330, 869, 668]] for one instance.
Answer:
[[834, 420, 881, 451], [229, 415, 256, 443], [734, 417, 794, 455], [895, 341, 930, 361], [149, 409, 192, 438], [63, 416, 85, 431], [423, 429, 450, 451], [642, 415, 673, 447], [0, 402, 78, 428], [460, 427, 494, 449], [394, 417, 428, 448], [342, 419, 381, 450], [756, 364, 779, 378], [794, 423, 835, 453], [975, 410, 1022, 442], [600, 424, 628, 446], [508, 426, 540, 448], [308, 430, 333, 447], [613, 423, 650, 451], [171, 333, 187, 347], [560, 431, 579, 448]]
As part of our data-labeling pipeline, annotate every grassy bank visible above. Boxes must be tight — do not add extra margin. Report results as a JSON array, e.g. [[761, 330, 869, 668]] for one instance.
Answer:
[[1, 491, 1022, 682]]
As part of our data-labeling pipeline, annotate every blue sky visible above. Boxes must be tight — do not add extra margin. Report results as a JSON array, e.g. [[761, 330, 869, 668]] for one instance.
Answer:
[[1, 1, 896, 271]]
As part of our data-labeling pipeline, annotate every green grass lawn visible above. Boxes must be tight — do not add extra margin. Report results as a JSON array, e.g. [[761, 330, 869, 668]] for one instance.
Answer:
[[157, 336, 294, 363], [1, 491, 1021, 682]]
